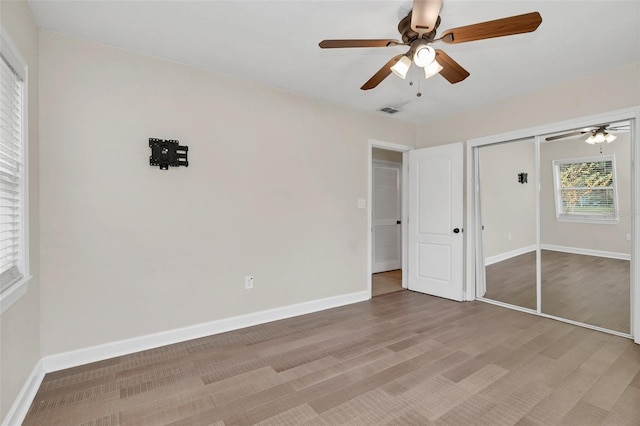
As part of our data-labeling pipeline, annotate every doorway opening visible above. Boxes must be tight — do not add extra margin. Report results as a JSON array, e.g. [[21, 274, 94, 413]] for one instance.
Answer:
[[368, 140, 412, 298], [372, 148, 404, 296]]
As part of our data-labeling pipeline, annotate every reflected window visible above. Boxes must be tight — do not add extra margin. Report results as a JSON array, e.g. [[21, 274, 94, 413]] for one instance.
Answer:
[[552, 155, 618, 223]]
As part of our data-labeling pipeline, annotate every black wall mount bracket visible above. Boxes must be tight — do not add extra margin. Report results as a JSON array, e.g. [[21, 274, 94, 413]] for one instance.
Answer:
[[149, 138, 189, 170], [518, 172, 528, 184]]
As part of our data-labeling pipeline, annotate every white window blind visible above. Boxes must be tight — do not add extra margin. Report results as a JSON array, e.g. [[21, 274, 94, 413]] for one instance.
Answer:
[[552, 155, 618, 223], [0, 53, 24, 293]]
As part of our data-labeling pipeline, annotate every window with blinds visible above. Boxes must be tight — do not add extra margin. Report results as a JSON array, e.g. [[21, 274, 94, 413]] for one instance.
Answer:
[[552, 155, 618, 223], [0, 53, 24, 293]]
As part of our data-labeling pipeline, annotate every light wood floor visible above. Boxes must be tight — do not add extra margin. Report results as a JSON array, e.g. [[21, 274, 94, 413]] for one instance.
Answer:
[[372, 269, 403, 297], [485, 250, 631, 334], [24, 292, 640, 425]]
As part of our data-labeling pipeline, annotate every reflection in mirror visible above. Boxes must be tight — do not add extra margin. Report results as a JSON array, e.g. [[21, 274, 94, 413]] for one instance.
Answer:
[[540, 120, 631, 333], [479, 139, 537, 310]]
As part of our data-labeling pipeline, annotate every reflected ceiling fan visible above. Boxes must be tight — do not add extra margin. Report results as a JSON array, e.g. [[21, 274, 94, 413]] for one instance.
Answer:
[[319, 0, 542, 90], [545, 124, 630, 145]]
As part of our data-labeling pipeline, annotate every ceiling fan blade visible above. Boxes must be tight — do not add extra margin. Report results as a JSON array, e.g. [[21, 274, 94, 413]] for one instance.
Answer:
[[411, 0, 443, 35], [361, 54, 404, 90], [440, 12, 542, 44], [434, 49, 469, 84], [545, 131, 590, 142], [319, 39, 402, 49]]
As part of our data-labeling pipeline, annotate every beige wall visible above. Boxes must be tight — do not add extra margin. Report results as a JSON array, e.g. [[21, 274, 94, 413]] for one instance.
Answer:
[[38, 31, 415, 356], [479, 140, 537, 258], [416, 61, 640, 148], [0, 0, 41, 420], [540, 133, 631, 254]]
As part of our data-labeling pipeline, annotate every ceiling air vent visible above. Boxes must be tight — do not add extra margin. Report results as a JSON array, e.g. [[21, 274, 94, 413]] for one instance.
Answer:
[[379, 106, 400, 114]]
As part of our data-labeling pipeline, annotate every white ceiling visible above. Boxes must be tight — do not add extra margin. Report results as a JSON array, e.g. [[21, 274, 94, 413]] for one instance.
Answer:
[[27, 1, 640, 123]]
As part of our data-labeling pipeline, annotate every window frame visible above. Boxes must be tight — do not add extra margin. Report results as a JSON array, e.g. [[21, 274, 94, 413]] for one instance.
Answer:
[[0, 27, 31, 315], [552, 154, 619, 224]]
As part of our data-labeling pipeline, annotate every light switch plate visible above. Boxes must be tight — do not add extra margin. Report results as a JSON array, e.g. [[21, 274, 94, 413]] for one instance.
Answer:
[[357, 199, 366, 209]]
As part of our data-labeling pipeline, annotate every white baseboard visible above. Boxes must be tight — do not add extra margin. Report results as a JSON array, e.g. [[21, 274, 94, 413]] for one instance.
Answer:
[[41, 290, 369, 373], [485, 245, 536, 266], [541, 244, 630, 261], [2, 359, 45, 426]]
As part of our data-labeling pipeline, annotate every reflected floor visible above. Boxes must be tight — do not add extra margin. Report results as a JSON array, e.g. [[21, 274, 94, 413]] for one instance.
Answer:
[[485, 251, 537, 310], [485, 250, 630, 334]]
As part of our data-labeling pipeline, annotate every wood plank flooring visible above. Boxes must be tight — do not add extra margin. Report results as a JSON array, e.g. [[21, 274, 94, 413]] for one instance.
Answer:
[[23, 292, 640, 425], [372, 270, 403, 297], [484, 250, 630, 334]]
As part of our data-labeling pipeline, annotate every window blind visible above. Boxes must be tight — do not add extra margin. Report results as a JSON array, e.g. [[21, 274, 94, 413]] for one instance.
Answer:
[[555, 158, 616, 220], [0, 54, 24, 292]]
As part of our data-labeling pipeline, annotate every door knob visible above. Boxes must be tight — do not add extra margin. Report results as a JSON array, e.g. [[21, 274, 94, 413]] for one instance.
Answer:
[[453, 228, 461, 233]]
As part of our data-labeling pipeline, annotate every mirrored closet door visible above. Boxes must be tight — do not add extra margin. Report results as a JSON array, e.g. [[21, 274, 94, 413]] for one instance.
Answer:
[[475, 119, 632, 335], [540, 120, 631, 333], [478, 139, 537, 311]]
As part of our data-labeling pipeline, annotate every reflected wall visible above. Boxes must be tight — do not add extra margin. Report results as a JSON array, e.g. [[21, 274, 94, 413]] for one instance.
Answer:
[[479, 139, 537, 310]]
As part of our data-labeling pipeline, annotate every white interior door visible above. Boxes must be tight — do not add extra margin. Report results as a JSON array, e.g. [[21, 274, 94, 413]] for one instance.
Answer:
[[372, 161, 401, 273], [408, 142, 464, 301]]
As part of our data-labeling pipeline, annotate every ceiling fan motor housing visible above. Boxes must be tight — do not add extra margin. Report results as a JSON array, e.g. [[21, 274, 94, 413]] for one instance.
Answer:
[[399, 13, 440, 44]]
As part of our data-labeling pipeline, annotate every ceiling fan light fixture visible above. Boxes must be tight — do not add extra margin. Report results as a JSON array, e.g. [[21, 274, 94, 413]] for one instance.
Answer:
[[594, 132, 606, 143], [585, 128, 616, 145], [413, 45, 436, 68], [424, 60, 443, 79], [390, 55, 412, 79]]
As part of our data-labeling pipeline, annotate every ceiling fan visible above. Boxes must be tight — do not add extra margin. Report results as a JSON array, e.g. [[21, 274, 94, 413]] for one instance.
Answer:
[[318, 0, 542, 90], [545, 124, 630, 144]]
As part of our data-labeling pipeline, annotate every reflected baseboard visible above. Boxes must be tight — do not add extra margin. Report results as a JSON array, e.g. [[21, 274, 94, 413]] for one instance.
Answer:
[[485, 245, 536, 266], [541, 244, 630, 261]]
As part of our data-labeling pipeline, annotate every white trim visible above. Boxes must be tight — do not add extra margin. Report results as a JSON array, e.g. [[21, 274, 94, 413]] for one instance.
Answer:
[[367, 139, 413, 295], [535, 136, 542, 313], [0, 25, 30, 311], [0, 275, 32, 314], [401, 151, 409, 289], [541, 244, 630, 261], [0, 26, 27, 81], [476, 297, 632, 339], [466, 142, 477, 300], [1, 359, 45, 426], [484, 245, 537, 266], [41, 290, 369, 373], [632, 113, 640, 344]]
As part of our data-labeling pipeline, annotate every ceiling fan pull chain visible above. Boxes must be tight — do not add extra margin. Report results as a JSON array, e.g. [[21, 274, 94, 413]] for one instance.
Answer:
[[409, 65, 414, 87]]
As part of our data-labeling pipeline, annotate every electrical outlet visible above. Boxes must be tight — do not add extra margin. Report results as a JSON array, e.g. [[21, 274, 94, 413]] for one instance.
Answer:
[[245, 276, 254, 289], [508, 233, 512, 240], [627, 234, 631, 241]]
